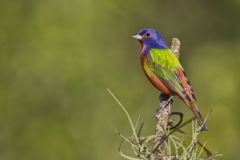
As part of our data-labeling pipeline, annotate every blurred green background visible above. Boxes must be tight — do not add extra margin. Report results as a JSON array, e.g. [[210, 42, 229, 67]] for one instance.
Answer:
[[0, 0, 239, 159]]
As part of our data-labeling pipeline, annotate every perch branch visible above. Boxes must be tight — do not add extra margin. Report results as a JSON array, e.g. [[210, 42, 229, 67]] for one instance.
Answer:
[[153, 38, 181, 160]]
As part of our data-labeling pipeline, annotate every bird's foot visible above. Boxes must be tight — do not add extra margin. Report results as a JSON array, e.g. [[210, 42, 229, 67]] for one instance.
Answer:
[[156, 94, 173, 111]]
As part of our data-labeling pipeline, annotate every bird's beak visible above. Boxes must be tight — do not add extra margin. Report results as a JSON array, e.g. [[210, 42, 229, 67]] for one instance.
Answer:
[[132, 34, 142, 40]]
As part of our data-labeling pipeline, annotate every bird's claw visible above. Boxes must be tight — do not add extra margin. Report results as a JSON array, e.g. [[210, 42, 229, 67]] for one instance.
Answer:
[[157, 94, 173, 110]]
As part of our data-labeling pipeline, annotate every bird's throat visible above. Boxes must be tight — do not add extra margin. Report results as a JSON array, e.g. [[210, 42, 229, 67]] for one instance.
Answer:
[[138, 40, 144, 48]]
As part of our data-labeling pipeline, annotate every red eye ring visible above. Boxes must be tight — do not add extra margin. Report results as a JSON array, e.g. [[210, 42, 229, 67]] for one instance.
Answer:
[[145, 32, 151, 37]]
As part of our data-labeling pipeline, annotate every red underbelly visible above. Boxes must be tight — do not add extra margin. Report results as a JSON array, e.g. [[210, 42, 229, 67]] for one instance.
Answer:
[[146, 73, 172, 94], [140, 54, 172, 95]]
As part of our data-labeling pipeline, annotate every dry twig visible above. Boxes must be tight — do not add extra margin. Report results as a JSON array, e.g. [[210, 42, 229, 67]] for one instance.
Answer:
[[153, 38, 181, 160]]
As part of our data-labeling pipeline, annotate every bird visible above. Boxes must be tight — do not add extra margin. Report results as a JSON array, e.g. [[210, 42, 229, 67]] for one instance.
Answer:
[[132, 28, 208, 131]]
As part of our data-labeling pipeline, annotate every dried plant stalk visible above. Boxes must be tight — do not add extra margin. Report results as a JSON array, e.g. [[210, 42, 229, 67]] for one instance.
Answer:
[[153, 38, 181, 160]]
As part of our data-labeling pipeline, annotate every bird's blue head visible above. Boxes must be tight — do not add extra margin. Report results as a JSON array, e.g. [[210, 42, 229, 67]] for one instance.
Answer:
[[132, 29, 169, 52]]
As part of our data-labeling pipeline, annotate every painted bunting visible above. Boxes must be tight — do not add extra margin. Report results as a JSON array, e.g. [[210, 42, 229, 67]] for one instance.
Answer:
[[132, 29, 208, 131]]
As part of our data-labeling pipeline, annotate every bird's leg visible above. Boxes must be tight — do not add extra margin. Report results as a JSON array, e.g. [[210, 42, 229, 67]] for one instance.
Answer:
[[156, 93, 172, 112]]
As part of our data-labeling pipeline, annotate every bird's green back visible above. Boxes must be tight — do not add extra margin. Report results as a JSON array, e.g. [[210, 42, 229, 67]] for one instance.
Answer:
[[149, 49, 181, 79]]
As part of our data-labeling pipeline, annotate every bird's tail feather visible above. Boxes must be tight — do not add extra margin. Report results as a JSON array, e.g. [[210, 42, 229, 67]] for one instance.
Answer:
[[189, 101, 208, 131]]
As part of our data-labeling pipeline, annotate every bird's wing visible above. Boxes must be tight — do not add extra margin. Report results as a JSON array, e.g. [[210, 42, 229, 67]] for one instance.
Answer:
[[149, 49, 196, 102]]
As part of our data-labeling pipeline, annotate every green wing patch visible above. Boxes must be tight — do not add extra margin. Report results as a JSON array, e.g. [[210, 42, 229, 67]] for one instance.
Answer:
[[149, 49, 180, 79], [148, 48, 195, 101]]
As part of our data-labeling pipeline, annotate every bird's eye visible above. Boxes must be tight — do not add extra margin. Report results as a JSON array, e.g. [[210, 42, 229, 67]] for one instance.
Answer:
[[145, 33, 151, 37]]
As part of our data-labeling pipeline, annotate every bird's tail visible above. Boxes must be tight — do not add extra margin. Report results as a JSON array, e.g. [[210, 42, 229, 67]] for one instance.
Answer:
[[189, 101, 208, 131]]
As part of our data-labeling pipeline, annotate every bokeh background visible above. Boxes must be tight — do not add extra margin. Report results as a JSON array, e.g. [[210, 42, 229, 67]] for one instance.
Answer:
[[0, 0, 239, 159]]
